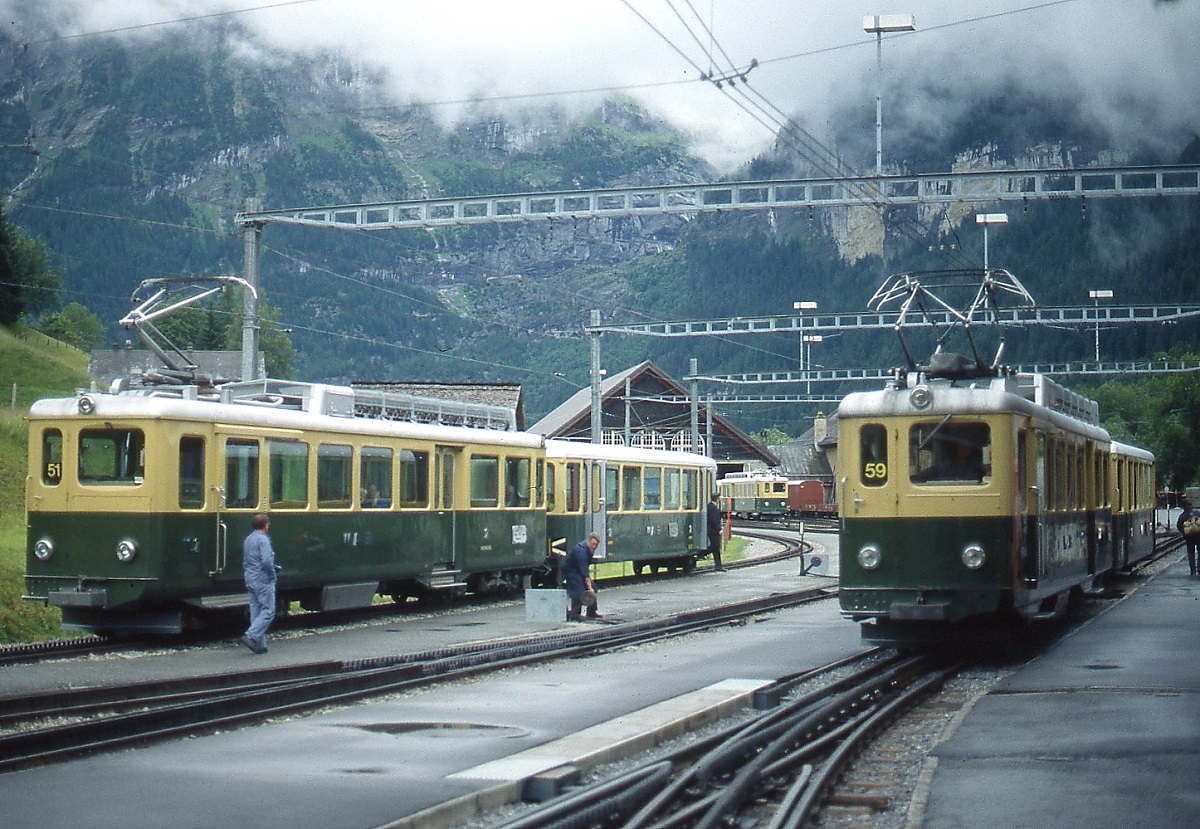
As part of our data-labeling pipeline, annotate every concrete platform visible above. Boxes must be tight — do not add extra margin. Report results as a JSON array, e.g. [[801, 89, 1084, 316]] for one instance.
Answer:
[[0, 539, 849, 829], [920, 555, 1200, 829]]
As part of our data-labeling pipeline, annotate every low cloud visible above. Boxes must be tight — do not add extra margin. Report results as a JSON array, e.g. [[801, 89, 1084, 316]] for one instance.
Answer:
[[5, 0, 1198, 171]]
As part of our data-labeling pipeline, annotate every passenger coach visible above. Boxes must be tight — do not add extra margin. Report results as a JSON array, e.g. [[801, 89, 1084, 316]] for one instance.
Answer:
[[26, 381, 553, 633], [545, 440, 715, 574], [25, 380, 718, 634], [717, 471, 790, 519]]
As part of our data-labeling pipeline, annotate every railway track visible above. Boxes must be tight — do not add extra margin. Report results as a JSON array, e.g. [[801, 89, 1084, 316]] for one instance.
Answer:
[[463, 534, 1188, 829], [473, 649, 960, 829], [0, 585, 835, 773], [0, 527, 805, 669]]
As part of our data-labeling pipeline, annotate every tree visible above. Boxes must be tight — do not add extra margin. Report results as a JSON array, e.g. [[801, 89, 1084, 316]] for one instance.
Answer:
[[0, 210, 61, 325], [37, 302, 106, 351]]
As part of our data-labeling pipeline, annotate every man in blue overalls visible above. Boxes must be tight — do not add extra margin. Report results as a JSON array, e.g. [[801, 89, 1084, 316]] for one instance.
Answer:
[[240, 513, 277, 653], [563, 533, 601, 621]]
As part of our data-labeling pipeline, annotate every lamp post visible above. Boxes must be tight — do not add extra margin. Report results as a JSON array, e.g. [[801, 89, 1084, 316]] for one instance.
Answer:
[[975, 212, 1008, 275], [794, 300, 818, 375], [863, 13, 915, 176], [802, 334, 824, 396], [1089, 289, 1113, 362]]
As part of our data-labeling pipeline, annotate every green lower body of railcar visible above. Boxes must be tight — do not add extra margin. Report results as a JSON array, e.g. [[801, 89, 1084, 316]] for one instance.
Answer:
[[26, 509, 548, 633], [839, 513, 1094, 629], [730, 497, 788, 519], [547, 511, 705, 574], [1110, 508, 1157, 570]]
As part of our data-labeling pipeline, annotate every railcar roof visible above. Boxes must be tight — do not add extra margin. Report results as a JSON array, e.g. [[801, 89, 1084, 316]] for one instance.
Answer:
[[718, 471, 789, 482], [29, 391, 546, 448], [1110, 440, 1156, 462], [838, 374, 1110, 442], [545, 438, 716, 469]]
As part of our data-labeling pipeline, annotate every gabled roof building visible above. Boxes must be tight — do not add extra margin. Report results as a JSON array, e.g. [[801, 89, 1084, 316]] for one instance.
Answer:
[[531, 360, 779, 471]]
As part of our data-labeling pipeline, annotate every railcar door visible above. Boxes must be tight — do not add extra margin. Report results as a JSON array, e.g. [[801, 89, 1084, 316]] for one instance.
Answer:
[[1022, 430, 1046, 584], [586, 459, 608, 558], [435, 445, 460, 566], [1017, 434, 1036, 583]]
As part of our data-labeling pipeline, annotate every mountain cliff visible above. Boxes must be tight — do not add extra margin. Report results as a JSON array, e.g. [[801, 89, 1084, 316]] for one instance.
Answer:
[[2, 21, 1198, 434]]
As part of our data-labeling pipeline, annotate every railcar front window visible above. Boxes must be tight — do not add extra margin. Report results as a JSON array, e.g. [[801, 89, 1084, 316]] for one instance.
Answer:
[[42, 429, 63, 486], [79, 428, 145, 485], [910, 422, 990, 485], [859, 424, 888, 487]]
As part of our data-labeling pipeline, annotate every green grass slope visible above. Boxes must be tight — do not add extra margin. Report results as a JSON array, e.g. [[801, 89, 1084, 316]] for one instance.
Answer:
[[0, 326, 91, 642]]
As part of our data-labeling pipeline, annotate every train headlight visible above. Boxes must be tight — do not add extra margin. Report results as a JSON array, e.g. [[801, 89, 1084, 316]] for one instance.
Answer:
[[961, 544, 986, 570], [857, 545, 882, 570], [115, 539, 139, 563], [78, 394, 96, 414], [909, 385, 933, 410], [33, 538, 54, 561]]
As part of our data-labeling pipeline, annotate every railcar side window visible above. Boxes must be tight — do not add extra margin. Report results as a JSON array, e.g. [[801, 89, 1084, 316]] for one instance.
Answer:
[[42, 429, 63, 485], [224, 439, 259, 508], [179, 436, 205, 509], [606, 466, 619, 511], [565, 462, 581, 512], [683, 469, 699, 510], [317, 444, 353, 508], [436, 448, 456, 510], [79, 428, 145, 485], [362, 447, 394, 508], [622, 466, 642, 511], [505, 456, 531, 507], [664, 468, 681, 510], [910, 422, 990, 485], [471, 455, 499, 507], [859, 424, 888, 487], [644, 467, 662, 510], [546, 463, 557, 510], [269, 440, 309, 509], [399, 449, 428, 507]]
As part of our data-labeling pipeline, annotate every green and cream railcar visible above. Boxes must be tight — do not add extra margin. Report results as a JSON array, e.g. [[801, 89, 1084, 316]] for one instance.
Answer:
[[545, 440, 715, 574], [25, 381, 549, 634], [1108, 441, 1157, 570], [838, 370, 1151, 645], [716, 471, 790, 519]]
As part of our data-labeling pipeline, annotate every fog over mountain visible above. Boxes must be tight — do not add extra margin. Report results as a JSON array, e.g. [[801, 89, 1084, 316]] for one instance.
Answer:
[[6, 0, 1198, 172]]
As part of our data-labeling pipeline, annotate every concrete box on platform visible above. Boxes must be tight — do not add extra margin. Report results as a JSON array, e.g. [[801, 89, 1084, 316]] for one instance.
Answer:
[[525, 588, 567, 622]]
